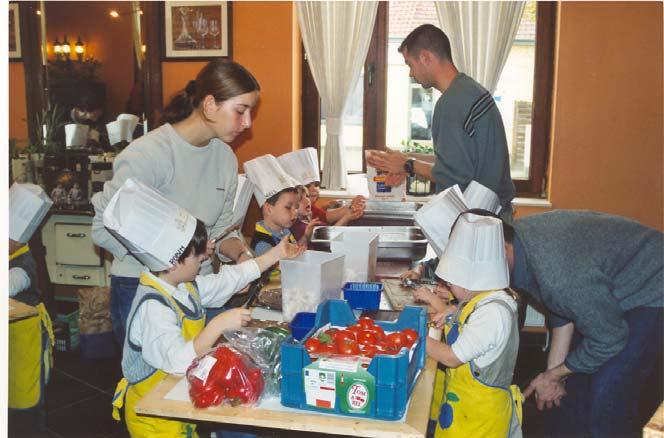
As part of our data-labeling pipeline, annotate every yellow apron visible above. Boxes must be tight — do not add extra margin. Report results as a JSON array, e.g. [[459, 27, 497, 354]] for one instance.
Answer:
[[112, 273, 205, 437], [255, 224, 296, 282], [434, 292, 523, 438], [9, 245, 55, 409]]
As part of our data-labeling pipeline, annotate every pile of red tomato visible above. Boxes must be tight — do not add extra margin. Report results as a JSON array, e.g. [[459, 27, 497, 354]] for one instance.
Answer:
[[303, 316, 419, 359]]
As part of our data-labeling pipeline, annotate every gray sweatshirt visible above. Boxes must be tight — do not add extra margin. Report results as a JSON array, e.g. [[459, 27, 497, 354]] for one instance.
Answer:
[[431, 73, 515, 209], [512, 210, 663, 373], [91, 123, 239, 277]]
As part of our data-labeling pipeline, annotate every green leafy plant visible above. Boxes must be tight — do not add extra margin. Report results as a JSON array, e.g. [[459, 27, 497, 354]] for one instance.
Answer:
[[33, 104, 66, 155], [9, 138, 18, 159], [400, 139, 434, 154]]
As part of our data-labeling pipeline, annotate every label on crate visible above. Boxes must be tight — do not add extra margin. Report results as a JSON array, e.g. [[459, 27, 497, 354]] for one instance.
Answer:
[[304, 368, 337, 409], [304, 356, 375, 415]]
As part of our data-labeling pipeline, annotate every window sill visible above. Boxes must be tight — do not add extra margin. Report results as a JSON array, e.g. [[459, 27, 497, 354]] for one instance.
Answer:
[[319, 174, 552, 208]]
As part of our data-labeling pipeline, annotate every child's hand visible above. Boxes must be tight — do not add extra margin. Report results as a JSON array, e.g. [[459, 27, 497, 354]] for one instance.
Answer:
[[400, 266, 422, 281], [433, 283, 452, 301], [431, 305, 458, 328], [413, 286, 436, 304], [216, 307, 252, 330], [205, 239, 216, 259], [304, 218, 322, 240], [278, 239, 305, 260], [350, 195, 367, 210], [256, 239, 305, 272]]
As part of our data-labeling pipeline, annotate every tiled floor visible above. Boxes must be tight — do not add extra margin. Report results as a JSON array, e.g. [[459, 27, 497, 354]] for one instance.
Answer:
[[8, 332, 661, 438]]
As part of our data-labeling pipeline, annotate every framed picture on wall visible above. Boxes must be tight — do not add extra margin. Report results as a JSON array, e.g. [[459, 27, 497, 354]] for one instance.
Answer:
[[9, 3, 22, 60], [163, 1, 231, 60]]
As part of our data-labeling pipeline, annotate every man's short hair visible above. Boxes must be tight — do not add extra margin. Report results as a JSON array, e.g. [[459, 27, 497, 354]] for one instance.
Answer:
[[398, 24, 453, 63]]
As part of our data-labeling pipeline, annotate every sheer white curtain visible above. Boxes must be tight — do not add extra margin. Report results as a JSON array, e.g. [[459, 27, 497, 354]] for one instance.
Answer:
[[296, 1, 378, 189], [435, 1, 525, 94]]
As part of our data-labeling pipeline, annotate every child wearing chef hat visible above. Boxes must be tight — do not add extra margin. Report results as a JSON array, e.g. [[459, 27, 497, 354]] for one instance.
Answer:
[[244, 154, 302, 260], [426, 211, 522, 438], [279, 148, 366, 226], [105, 178, 303, 436], [8, 182, 54, 430], [404, 181, 503, 284]]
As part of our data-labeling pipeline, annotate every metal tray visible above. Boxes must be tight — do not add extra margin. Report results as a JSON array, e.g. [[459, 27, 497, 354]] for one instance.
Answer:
[[336, 200, 423, 219], [310, 226, 428, 261]]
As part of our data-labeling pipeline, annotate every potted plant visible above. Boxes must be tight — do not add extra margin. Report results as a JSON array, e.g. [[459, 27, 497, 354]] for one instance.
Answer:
[[33, 105, 67, 194], [400, 140, 435, 196], [9, 138, 32, 183], [401, 139, 434, 162]]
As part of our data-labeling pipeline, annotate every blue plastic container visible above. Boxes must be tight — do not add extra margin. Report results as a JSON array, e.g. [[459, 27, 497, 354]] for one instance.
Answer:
[[281, 299, 427, 420], [342, 282, 383, 310], [289, 312, 316, 341]]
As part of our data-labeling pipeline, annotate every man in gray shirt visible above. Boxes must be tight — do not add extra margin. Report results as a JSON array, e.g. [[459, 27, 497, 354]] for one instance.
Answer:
[[500, 210, 662, 437], [367, 24, 515, 218]]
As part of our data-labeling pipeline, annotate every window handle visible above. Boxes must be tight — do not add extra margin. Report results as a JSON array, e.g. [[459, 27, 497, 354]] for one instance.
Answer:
[[367, 64, 374, 86]]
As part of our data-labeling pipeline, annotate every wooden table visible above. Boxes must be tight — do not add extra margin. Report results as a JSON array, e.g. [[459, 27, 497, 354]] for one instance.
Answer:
[[9, 298, 38, 322], [644, 401, 664, 437], [136, 358, 437, 438]]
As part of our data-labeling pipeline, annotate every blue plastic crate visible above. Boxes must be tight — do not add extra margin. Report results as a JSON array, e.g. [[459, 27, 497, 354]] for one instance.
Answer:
[[342, 282, 383, 310], [281, 299, 427, 420], [289, 312, 316, 341]]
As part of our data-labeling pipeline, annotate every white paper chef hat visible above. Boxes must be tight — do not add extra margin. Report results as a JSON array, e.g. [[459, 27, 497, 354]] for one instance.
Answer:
[[435, 213, 509, 291], [64, 124, 90, 147], [9, 183, 54, 243], [277, 148, 320, 185], [227, 174, 255, 231], [464, 181, 502, 214], [414, 185, 468, 257], [243, 154, 299, 207], [103, 178, 197, 271]]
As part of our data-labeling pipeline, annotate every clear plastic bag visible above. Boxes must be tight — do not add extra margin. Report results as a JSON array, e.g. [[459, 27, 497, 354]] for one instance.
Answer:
[[222, 327, 289, 398], [186, 344, 264, 409]]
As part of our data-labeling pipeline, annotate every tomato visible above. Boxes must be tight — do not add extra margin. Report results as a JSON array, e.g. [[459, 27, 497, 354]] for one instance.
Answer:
[[358, 317, 374, 330], [357, 330, 378, 346], [324, 328, 339, 336], [304, 338, 322, 354], [336, 338, 360, 355], [333, 329, 356, 343], [366, 325, 384, 341], [346, 324, 363, 338], [375, 340, 398, 355], [319, 342, 337, 354], [386, 332, 405, 350], [402, 328, 419, 348], [359, 344, 378, 358], [369, 325, 385, 341]]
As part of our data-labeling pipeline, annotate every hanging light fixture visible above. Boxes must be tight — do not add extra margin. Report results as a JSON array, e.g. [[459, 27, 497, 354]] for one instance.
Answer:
[[75, 35, 85, 61], [53, 36, 62, 59], [62, 35, 71, 59]]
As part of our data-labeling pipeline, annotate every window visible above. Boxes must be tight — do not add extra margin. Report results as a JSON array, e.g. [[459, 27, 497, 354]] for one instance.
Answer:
[[302, 1, 555, 197]]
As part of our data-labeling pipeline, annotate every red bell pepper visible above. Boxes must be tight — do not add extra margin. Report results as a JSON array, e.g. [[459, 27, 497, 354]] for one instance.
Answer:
[[186, 345, 264, 408]]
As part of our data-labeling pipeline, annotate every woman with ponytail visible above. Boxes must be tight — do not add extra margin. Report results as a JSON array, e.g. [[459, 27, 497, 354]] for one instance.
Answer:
[[91, 59, 260, 348]]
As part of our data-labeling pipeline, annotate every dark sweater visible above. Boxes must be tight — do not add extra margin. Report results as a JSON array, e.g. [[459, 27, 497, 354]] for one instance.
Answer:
[[431, 73, 515, 209], [512, 210, 663, 373]]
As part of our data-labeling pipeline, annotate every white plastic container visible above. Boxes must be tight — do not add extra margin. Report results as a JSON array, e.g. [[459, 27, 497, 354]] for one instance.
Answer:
[[280, 250, 344, 322], [330, 231, 378, 283]]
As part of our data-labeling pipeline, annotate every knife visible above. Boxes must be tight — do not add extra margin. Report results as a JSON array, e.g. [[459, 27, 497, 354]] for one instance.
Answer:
[[242, 270, 272, 309]]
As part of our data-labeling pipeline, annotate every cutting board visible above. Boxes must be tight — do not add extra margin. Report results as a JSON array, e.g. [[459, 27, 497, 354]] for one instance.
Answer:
[[382, 279, 433, 313]]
